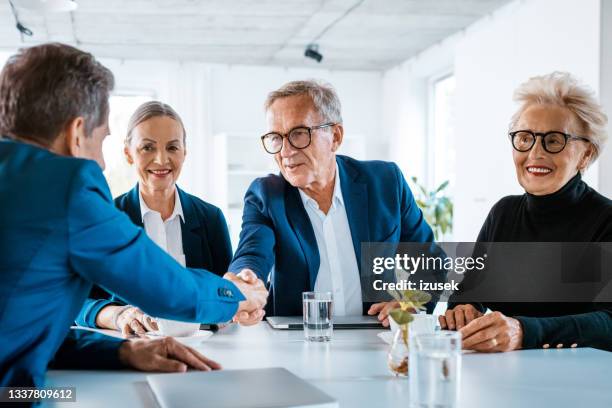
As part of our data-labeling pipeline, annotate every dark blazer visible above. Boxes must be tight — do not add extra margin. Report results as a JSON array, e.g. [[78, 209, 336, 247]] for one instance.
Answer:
[[0, 139, 243, 388], [229, 155, 436, 316], [76, 184, 233, 327]]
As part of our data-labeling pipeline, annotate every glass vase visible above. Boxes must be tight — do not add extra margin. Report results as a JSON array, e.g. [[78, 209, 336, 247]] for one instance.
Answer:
[[388, 324, 409, 377]]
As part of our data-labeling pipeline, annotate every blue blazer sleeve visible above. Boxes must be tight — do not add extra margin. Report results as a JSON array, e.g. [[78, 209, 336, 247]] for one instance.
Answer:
[[228, 179, 276, 282], [49, 330, 125, 370], [67, 162, 244, 324], [75, 298, 119, 327]]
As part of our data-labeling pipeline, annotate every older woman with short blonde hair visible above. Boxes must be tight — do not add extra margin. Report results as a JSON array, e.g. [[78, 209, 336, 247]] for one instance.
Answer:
[[442, 72, 612, 352]]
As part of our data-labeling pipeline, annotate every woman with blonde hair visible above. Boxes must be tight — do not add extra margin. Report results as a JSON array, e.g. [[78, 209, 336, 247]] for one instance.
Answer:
[[76, 101, 242, 334], [441, 72, 612, 352]]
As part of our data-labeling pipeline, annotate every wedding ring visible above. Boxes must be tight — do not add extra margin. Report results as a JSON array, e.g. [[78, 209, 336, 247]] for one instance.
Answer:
[[491, 338, 498, 347]]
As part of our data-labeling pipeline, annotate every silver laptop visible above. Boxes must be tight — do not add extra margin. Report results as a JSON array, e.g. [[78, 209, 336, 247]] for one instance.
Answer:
[[266, 315, 383, 330], [147, 367, 338, 408]]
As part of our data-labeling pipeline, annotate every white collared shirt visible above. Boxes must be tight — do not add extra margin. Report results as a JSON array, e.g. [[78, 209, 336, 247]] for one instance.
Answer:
[[298, 164, 363, 316], [139, 187, 186, 267]]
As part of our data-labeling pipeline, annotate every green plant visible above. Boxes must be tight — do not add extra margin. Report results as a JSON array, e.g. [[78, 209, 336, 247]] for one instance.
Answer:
[[386, 270, 432, 376], [411, 177, 453, 240]]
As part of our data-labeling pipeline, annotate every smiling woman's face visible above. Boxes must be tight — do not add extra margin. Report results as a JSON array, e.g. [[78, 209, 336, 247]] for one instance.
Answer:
[[512, 104, 592, 196], [125, 115, 186, 193]]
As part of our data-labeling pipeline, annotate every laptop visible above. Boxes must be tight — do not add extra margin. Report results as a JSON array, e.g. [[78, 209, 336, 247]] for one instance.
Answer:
[[266, 315, 383, 330], [147, 367, 338, 408]]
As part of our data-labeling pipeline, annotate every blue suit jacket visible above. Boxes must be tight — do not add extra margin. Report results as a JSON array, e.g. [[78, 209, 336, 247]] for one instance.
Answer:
[[0, 140, 244, 388], [229, 155, 435, 316], [76, 184, 233, 327]]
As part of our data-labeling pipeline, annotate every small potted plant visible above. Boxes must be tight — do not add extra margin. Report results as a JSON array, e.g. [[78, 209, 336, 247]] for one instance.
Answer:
[[387, 284, 431, 377]]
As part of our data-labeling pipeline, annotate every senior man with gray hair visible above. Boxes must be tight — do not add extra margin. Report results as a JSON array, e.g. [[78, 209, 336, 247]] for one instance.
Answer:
[[229, 80, 438, 321]]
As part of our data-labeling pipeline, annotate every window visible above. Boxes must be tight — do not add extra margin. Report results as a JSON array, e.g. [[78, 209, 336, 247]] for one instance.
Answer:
[[428, 74, 456, 195], [103, 94, 155, 197]]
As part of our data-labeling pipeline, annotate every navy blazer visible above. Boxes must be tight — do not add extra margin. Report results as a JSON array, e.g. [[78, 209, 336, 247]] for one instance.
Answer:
[[229, 155, 435, 316], [0, 139, 243, 388], [76, 184, 233, 327]]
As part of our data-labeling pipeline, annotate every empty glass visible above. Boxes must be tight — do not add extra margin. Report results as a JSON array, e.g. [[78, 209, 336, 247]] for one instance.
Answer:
[[409, 331, 462, 408], [302, 292, 333, 342]]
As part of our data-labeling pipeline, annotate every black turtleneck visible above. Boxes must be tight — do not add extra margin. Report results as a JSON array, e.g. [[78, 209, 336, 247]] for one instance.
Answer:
[[473, 173, 612, 351]]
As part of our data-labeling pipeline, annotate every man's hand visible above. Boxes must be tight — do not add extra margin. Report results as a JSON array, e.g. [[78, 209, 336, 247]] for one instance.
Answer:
[[459, 311, 523, 352], [224, 269, 268, 326], [118, 337, 221, 372], [439, 304, 483, 330], [367, 301, 401, 327]]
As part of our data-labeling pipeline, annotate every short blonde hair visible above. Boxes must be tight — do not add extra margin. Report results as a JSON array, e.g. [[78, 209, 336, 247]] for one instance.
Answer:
[[510, 71, 608, 162]]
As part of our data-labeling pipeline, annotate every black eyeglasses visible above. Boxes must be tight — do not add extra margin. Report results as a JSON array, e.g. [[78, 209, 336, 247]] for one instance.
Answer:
[[260, 123, 336, 154], [509, 130, 590, 154]]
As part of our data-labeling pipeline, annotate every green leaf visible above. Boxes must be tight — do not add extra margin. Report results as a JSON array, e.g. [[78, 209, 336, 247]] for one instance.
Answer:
[[403, 290, 432, 304], [435, 180, 450, 193], [389, 308, 414, 325]]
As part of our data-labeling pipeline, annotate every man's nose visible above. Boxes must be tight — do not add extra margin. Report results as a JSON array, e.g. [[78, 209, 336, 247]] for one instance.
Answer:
[[279, 137, 297, 158]]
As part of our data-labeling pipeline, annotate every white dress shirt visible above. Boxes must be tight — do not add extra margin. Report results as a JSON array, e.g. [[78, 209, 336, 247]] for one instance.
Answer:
[[139, 187, 186, 267], [298, 165, 363, 316]]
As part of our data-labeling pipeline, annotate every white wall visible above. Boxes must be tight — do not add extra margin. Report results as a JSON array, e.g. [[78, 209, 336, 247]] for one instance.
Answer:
[[599, 0, 612, 197], [383, 0, 602, 241], [382, 35, 458, 185]]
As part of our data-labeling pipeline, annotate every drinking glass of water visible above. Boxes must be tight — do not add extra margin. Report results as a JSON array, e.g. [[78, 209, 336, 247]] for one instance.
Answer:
[[302, 292, 333, 342], [409, 331, 461, 408]]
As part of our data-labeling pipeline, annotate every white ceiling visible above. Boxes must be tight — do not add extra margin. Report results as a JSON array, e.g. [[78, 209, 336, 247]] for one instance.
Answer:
[[0, 0, 510, 70]]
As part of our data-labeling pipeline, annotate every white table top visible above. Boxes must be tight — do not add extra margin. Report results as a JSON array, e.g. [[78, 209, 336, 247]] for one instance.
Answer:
[[45, 323, 612, 408]]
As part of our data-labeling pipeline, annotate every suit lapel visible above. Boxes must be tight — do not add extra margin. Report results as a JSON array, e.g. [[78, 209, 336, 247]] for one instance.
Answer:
[[177, 187, 204, 268], [125, 185, 144, 227], [285, 184, 320, 290], [338, 157, 369, 272]]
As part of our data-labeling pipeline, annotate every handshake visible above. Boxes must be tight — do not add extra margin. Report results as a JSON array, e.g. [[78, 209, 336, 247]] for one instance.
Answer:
[[224, 269, 268, 326]]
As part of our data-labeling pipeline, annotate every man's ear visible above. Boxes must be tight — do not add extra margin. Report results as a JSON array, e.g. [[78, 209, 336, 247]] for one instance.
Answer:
[[330, 124, 344, 152], [64, 117, 86, 158]]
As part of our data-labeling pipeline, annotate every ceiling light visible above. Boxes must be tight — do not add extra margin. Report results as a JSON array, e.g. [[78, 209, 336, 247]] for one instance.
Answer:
[[11, 0, 78, 13]]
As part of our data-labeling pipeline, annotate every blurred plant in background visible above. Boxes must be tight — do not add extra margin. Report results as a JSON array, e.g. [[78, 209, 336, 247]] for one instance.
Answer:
[[411, 177, 453, 240]]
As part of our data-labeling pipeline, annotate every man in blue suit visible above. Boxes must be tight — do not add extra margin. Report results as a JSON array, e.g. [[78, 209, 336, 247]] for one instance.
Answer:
[[229, 80, 437, 319], [0, 43, 266, 390]]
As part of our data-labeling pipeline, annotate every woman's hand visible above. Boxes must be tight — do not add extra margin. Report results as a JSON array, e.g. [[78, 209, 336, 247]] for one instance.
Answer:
[[115, 306, 158, 336], [118, 337, 221, 372], [439, 304, 483, 330], [367, 301, 401, 327], [459, 311, 523, 352], [96, 305, 158, 336]]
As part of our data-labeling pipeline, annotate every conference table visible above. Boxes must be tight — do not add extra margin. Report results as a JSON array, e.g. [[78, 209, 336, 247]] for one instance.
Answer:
[[45, 323, 612, 408]]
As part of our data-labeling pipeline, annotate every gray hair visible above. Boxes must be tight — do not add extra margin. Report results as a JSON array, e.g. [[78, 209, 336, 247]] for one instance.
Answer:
[[125, 100, 186, 146], [510, 71, 608, 162], [264, 80, 343, 124]]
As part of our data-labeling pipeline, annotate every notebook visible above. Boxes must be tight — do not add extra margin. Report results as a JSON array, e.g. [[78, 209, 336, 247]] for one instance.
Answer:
[[147, 367, 338, 408]]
